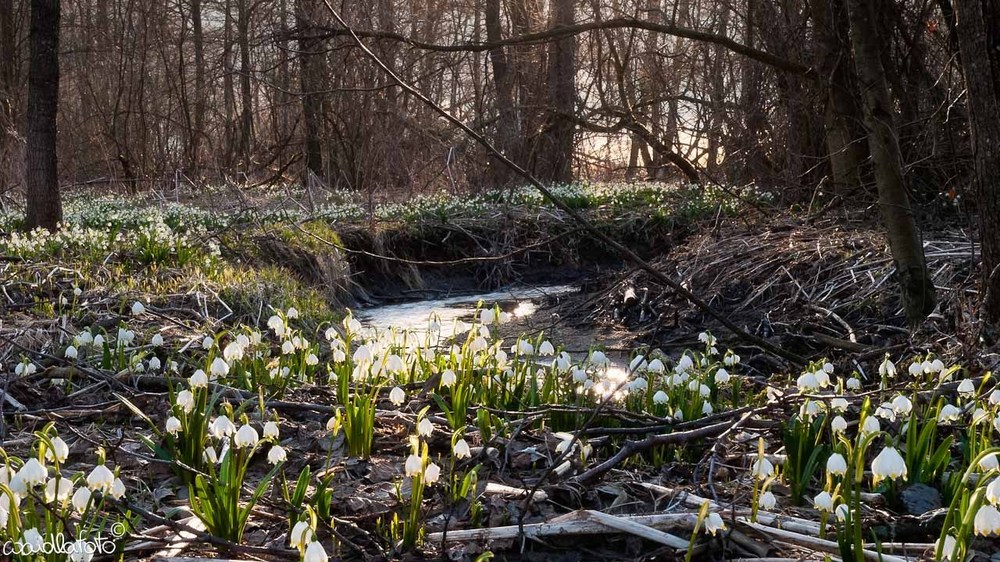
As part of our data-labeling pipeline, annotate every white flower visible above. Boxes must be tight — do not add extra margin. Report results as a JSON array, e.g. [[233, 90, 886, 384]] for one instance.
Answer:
[[234, 424, 260, 448], [823, 362, 834, 374], [46, 436, 69, 464], [223, 341, 245, 362], [267, 315, 285, 335], [931, 359, 945, 373], [72, 486, 92, 513], [890, 395, 913, 416], [388, 386, 406, 406], [675, 354, 693, 373], [264, 421, 280, 440], [986, 477, 1000, 504], [715, 368, 730, 384], [758, 490, 776, 510], [286, 307, 299, 319], [417, 418, 434, 437], [268, 445, 287, 464], [830, 398, 849, 412], [87, 464, 115, 493], [44, 477, 73, 503], [20, 528, 43, 551], [939, 404, 962, 423], [846, 377, 861, 390], [871, 446, 907, 485], [290, 520, 313, 549], [148, 357, 161, 371], [68, 538, 95, 562], [353, 344, 373, 364], [202, 336, 214, 349], [958, 379, 976, 397], [990, 389, 1000, 405], [190, 369, 208, 389], [832, 415, 848, 433], [110, 477, 126, 499], [210, 415, 236, 439], [652, 390, 668, 404], [281, 341, 295, 355], [813, 491, 835, 511], [151, 333, 164, 346], [704, 512, 726, 535], [751, 458, 774, 480], [165, 416, 182, 435], [938, 534, 957, 560], [424, 462, 441, 484], [629, 377, 648, 392], [469, 337, 488, 353], [590, 350, 611, 367], [454, 439, 471, 459], [441, 369, 456, 387], [176, 390, 195, 413], [93, 334, 105, 348], [306, 353, 319, 366], [203, 446, 219, 464], [65, 345, 78, 359], [210, 357, 230, 378], [724, 353, 741, 366], [908, 362, 922, 376], [702, 402, 714, 415], [131, 301, 146, 315], [538, 341, 555, 356], [797, 372, 820, 391], [879, 357, 896, 378], [117, 328, 135, 346], [304, 541, 328, 562], [861, 415, 880, 435], [480, 309, 495, 324], [835, 503, 850, 522], [18, 458, 47, 487], [974, 504, 1000, 536], [404, 454, 422, 476], [826, 453, 848, 476], [980, 453, 1000, 472]]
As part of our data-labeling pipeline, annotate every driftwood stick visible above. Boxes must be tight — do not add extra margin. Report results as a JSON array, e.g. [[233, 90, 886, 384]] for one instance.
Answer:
[[573, 419, 734, 484]]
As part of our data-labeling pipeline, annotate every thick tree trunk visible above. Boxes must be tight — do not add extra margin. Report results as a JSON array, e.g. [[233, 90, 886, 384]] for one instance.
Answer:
[[25, 0, 61, 231], [812, 0, 865, 193], [954, 0, 1000, 324], [846, 0, 936, 324], [538, 0, 575, 183], [297, 0, 324, 181], [485, 0, 518, 187]]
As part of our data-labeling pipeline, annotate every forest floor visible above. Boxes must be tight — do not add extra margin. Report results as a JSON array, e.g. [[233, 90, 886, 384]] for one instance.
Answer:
[[0, 181, 996, 562]]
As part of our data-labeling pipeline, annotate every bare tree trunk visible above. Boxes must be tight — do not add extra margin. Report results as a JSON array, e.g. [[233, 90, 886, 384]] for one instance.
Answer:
[[954, 0, 1000, 324], [297, 0, 323, 181], [0, 0, 16, 193], [222, 0, 237, 168], [190, 0, 206, 171], [539, 0, 575, 183], [812, 0, 865, 193], [847, 0, 936, 324], [25, 0, 61, 231], [485, 0, 518, 186], [237, 0, 253, 167]]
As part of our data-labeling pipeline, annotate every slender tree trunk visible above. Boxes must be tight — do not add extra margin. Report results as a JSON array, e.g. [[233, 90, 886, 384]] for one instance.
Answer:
[[0, 0, 15, 193], [237, 0, 253, 166], [846, 0, 936, 324], [954, 0, 1000, 324], [222, 0, 237, 168], [190, 0, 206, 171], [25, 0, 61, 231]]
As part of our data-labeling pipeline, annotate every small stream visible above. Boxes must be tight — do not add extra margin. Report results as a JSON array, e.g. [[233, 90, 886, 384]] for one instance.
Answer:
[[356, 284, 577, 338]]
